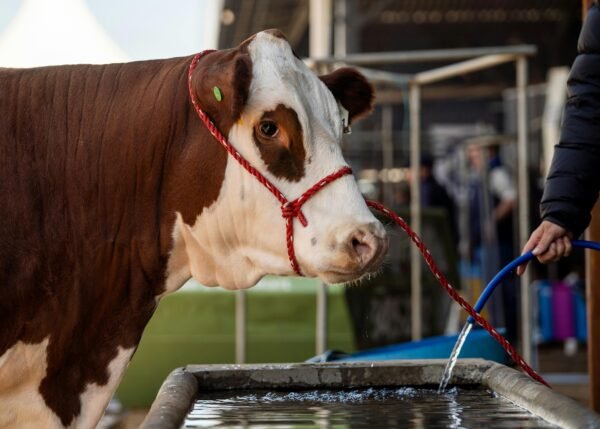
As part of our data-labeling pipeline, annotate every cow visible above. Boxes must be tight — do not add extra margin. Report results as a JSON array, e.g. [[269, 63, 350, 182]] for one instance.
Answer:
[[0, 29, 387, 428]]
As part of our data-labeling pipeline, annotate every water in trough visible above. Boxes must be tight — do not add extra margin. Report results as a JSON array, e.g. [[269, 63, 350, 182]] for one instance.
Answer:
[[182, 386, 556, 428]]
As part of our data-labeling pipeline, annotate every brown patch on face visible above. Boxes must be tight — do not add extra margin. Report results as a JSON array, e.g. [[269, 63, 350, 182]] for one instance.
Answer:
[[319, 68, 374, 123], [253, 104, 306, 182]]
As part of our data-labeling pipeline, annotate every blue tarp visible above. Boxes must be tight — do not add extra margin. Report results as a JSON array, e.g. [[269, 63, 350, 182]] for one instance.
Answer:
[[309, 328, 510, 364]]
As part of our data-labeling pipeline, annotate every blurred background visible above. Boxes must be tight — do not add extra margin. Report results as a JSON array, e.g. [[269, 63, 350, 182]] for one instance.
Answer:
[[0, 0, 590, 426]]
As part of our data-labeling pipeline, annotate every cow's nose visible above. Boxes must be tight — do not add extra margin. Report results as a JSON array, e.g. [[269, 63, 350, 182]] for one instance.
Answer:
[[345, 223, 387, 269]]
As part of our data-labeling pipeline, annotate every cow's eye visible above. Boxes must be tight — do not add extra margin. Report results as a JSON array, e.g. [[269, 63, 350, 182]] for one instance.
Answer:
[[258, 121, 279, 138]]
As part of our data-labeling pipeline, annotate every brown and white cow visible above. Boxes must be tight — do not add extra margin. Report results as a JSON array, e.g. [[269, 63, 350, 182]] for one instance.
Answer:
[[0, 29, 387, 428]]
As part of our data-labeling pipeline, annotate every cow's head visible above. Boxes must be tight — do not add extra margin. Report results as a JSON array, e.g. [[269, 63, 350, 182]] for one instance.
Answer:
[[167, 30, 387, 291]]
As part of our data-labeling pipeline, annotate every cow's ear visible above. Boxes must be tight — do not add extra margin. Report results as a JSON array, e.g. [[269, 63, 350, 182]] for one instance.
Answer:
[[320, 68, 374, 123], [231, 54, 252, 119], [190, 50, 253, 133]]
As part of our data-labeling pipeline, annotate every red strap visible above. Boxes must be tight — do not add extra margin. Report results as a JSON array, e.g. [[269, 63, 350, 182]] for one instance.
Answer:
[[188, 51, 352, 275]]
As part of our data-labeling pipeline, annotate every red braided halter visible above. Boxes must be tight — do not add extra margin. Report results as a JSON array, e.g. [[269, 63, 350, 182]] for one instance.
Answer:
[[188, 51, 352, 275], [188, 51, 548, 387]]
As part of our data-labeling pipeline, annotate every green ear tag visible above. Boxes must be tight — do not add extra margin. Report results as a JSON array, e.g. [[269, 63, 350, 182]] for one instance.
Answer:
[[213, 86, 222, 102]]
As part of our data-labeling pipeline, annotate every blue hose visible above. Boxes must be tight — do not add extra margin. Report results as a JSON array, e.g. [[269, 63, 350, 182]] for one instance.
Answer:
[[466, 239, 600, 324]]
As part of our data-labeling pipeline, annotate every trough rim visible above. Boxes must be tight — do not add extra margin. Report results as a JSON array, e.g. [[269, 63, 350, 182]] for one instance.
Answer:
[[140, 359, 600, 429]]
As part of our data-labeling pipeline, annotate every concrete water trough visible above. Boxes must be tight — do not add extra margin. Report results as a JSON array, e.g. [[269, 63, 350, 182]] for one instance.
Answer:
[[141, 359, 600, 428]]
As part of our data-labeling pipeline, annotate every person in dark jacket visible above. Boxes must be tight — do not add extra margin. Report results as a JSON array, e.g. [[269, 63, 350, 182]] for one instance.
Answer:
[[517, 2, 600, 275]]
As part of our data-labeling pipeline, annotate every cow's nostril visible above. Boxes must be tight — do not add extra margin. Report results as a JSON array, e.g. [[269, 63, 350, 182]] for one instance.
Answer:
[[351, 234, 374, 260]]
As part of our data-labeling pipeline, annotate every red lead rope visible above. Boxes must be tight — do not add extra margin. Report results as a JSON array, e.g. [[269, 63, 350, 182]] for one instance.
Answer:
[[366, 201, 549, 387], [188, 51, 548, 387]]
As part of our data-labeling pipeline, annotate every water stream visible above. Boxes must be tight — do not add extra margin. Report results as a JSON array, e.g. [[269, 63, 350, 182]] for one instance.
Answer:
[[438, 323, 473, 392]]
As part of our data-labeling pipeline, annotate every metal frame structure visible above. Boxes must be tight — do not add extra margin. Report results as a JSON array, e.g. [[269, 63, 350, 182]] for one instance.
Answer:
[[232, 44, 537, 366], [313, 45, 536, 359]]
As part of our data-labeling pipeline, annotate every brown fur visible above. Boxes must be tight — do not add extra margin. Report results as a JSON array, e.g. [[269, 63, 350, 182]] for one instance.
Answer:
[[319, 67, 374, 122], [189, 48, 253, 145], [253, 104, 306, 182], [0, 48, 250, 425]]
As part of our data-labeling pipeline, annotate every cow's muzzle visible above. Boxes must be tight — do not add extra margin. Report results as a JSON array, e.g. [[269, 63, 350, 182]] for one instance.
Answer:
[[347, 222, 388, 272], [321, 221, 388, 283]]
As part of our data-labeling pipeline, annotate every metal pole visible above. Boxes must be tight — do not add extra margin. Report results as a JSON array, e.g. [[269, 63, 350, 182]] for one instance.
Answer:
[[313, 45, 537, 66], [382, 104, 394, 206], [353, 67, 411, 86], [309, 0, 332, 59], [516, 56, 533, 366], [409, 83, 422, 341], [310, 0, 332, 356], [334, 0, 346, 57], [412, 54, 517, 86], [235, 290, 247, 363], [582, 0, 600, 412], [587, 217, 600, 412], [316, 283, 328, 355]]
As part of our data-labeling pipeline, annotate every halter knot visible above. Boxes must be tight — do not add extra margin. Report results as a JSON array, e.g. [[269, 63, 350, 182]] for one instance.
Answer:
[[281, 201, 308, 227]]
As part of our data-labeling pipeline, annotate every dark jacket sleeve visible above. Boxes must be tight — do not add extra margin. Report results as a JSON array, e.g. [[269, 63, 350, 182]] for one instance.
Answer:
[[540, 4, 600, 238]]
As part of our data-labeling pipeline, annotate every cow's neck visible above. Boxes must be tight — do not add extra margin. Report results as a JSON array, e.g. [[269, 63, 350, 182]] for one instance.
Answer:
[[63, 54, 233, 296]]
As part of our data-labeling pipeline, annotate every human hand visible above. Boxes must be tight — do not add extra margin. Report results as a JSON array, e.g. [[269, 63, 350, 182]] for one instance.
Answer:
[[516, 220, 572, 276]]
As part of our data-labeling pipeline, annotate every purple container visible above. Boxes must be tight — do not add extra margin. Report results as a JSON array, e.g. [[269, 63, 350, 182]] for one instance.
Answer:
[[552, 281, 575, 340]]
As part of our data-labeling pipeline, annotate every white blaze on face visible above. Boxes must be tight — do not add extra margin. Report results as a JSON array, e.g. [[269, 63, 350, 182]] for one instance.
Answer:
[[166, 30, 386, 292]]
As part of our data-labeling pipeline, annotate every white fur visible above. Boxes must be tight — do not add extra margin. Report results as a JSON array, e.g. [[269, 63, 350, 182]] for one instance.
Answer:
[[75, 346, 134, 429], [0, 339, 134, 429], [166, 31, 383, 292], [0, 338, 62, 428]]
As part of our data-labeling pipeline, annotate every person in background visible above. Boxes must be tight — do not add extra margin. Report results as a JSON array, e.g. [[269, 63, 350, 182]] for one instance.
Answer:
[[517, 2, 600, 275], [467, 143, 518, 339], [467, 143, 517, 262]]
